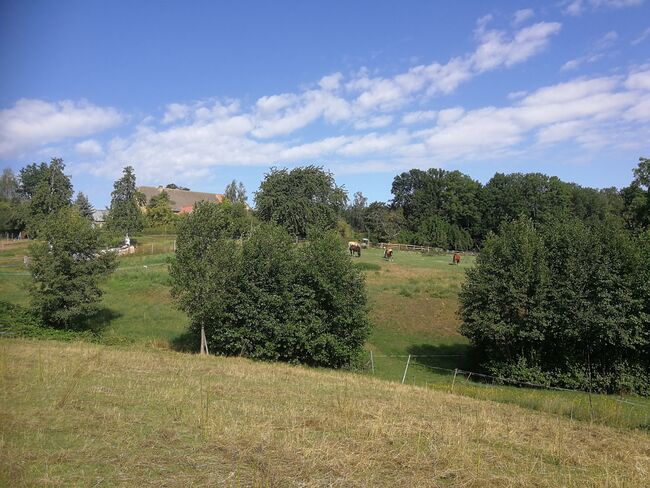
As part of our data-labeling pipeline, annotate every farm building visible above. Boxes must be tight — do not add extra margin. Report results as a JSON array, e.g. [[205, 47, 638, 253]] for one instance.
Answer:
[[138, 186, 225, 214]]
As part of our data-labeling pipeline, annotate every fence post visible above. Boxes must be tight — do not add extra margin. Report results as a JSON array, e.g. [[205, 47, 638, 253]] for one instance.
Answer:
[[401, 354, 411, 384], [151, 243, 154, 254], [370, 350, 375, 374], [200, 325, 209, 355], [451, 368, 458, 393]]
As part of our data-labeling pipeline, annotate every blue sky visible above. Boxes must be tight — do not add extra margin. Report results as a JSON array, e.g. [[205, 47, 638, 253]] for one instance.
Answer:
[[1, 0, 649, 208]]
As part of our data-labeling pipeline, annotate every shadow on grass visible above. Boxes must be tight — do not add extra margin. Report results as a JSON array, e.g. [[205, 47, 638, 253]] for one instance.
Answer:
[[80, 307, 122, 334], [171, 329, 198, 353], [406, 342, 477, 373]]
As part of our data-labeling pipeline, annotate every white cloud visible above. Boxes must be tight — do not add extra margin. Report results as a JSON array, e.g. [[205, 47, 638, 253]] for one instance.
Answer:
[[564, 0, 644, 15], [75, 139, 104, 156], [563, 30, 618, 70], [354, 115, 393, 130], [625, 69, 650, 90], [162, 103, 190, 124], [632, 27, 650, 45], [86, 66, 650, 183], [513, 9, 535, 25], [319, 73, 344, 91], [0, 99, 123, 158], [471, 22, 561, 72], [402, 111, 437, 125]]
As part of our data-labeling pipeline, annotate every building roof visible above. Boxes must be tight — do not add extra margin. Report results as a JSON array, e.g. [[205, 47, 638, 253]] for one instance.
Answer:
[[138, 186, 225, 213]]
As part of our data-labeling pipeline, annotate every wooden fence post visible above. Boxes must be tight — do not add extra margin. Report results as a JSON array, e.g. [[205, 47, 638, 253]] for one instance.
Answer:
[[370, 350, 375, 374], [401, 354, 411, 384], [451, 368, 458, 393]]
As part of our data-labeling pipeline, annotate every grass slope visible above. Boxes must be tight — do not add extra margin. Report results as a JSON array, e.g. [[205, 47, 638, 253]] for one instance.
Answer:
[[2, 339, 649, 487], [2, 238, 649, 430]]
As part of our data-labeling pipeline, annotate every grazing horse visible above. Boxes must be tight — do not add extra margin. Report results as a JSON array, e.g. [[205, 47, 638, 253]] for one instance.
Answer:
[[348, 241, 362, 257], [383, 248, 393, 261], [452, 253, 461, 265]]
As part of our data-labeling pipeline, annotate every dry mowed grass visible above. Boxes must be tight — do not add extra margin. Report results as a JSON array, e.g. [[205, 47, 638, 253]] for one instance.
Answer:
[[2, 340, 649, 487]]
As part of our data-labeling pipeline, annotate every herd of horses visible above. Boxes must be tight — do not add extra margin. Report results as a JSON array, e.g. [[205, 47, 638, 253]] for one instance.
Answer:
[[347, 241, 462, 265]]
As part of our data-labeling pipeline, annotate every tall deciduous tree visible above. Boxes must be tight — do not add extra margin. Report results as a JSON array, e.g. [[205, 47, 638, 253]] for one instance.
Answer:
[[106, 166, 145, 235], [24, 158, 73, 235], [224, 179, 247, 204], [255, 166, 347, 238], [170, 204, 369, 367], [0, 168, 18, 202], [146, 190, 175, 227], [29, 207, 117, 328]]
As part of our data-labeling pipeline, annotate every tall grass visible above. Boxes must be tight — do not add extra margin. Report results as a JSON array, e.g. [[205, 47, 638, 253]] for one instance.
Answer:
[[1, 340, 648, 486]]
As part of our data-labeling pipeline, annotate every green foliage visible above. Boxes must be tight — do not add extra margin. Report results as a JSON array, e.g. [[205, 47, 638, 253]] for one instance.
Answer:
[[0, 301, 95, 341], [145, 190, 175, 227], [255, 165, 347, 238], [106, 166, 146, 235], [21, 158, 73, 235], [170, 207, 370, 368], [29, 207, 117, 328], [0, 168, 18, 201], [74, 192, 95, 221], [363, 202, 403, 243], [223, 179, 247, 204], [621, 156, 650, 230], [391, 168, 481, 248], [460, 217, 650, 394]]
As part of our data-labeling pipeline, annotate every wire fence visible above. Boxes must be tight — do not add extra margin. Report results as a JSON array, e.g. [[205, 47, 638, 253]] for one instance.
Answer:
[[364, 352, 650, 412]]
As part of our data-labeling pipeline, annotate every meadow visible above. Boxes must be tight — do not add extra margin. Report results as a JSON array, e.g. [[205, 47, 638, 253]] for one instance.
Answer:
[[1, 236, 650, 431], [2, 339, 649, 487]]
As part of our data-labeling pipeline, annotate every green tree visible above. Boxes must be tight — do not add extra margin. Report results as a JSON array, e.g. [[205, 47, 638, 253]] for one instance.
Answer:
[[145, 190, 175, 227], [170, 206, 369, 368], [106, 166, 145, 235], [224, 179, 247, 204], [18, 162, 49, 199], [622, 157, 650, 230], [0, 168, 18, 201], [74, 192, 95, 222], [255, 166, 347, 238], [29, 207, 117, 328], [346, 191, 368, 232], [24, 158, 74, 235], [459, 217, 650, 394]]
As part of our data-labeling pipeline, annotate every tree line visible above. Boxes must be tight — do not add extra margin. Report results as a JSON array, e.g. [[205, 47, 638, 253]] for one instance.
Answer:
[[344, 160, 649, 249]]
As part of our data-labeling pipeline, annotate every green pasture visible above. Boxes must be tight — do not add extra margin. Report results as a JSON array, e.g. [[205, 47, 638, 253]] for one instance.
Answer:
[[1, 236, 649, 429]]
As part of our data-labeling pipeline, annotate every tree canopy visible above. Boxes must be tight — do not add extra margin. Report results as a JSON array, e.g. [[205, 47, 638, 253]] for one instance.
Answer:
[[170, 201, 369, 367], [106, 166, 145, 236], [459, 217, 650, 394], [255, 166, 348, 238], [224, 179, 248, 204], [29, 207, 117, 328]]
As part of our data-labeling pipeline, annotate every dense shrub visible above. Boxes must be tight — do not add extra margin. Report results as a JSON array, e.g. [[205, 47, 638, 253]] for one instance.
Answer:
[[170, 204, 370, 368], [29, 207, 117, 328], [460, 217, 650, 394]]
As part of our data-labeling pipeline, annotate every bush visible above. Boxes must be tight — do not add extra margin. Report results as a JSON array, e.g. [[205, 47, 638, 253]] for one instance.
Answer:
[[170, 207, 370, 368], [29, 207, 117, 328], [459, 217, 650, 394]]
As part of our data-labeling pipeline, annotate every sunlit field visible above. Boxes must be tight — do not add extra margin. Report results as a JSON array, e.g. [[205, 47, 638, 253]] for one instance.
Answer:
[[1, 237, 650, 430]]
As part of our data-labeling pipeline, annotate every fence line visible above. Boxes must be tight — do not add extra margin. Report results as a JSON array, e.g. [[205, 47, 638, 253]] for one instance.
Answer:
[[368, 352, 650, 409]]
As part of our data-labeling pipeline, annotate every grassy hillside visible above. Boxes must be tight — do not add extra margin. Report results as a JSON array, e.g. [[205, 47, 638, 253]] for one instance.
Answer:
[[2, 238, 649, 430], [1, 339, 649, 487]]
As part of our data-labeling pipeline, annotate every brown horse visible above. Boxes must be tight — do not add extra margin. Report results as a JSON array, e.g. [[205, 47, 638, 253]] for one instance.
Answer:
[[452, 253, 461, 265], [348, 241, 361, 257], [383, 248, 393, 261]]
